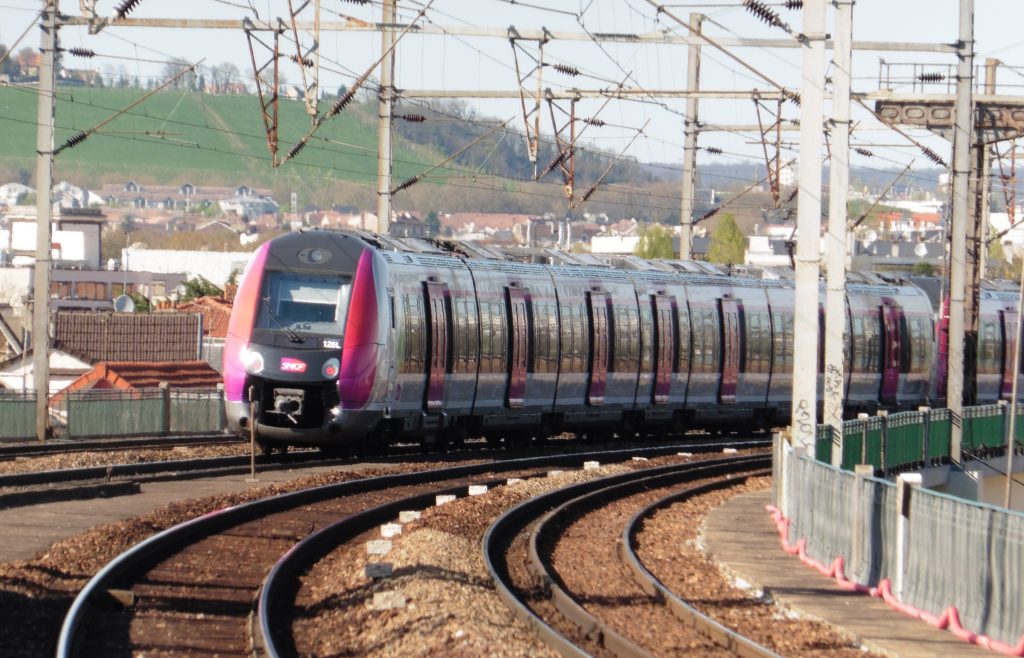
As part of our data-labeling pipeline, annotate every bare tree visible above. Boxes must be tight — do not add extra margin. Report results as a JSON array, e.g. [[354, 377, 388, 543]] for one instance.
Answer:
[[161, 57, 196, 90], [210, 62, 240, 93]]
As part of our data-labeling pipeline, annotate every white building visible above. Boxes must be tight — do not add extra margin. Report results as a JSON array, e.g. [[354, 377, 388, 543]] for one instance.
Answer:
[[0, 208, 105, 269], [123, 247, 254, 288], [0, 183, 33, 207]]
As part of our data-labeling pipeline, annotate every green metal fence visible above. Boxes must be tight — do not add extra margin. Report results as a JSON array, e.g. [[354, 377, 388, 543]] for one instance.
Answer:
[[817, 403, 1022, 474], [36, 386, 228, 440], [0, 391, 35, 440]]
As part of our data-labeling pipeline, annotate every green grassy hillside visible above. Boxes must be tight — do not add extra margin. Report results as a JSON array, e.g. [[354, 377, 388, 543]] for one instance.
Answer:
[[0, 85, 433, 191]]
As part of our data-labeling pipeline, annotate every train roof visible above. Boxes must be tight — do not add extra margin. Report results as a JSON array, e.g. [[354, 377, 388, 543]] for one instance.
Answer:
[[297, 228, 944, 296]]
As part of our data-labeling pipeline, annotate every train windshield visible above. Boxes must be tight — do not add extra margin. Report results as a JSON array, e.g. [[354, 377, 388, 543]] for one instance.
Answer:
[[257, 271, 352, 336]]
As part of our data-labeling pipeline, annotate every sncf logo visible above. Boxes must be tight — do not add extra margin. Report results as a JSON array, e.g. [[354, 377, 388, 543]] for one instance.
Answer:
[[280, 357, 308, 373]]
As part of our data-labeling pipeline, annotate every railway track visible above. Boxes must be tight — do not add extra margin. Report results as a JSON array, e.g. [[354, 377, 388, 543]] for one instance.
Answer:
[[56, 442, 729, 657], [485, 453, 776, 657], [0, 435, 239, 461]]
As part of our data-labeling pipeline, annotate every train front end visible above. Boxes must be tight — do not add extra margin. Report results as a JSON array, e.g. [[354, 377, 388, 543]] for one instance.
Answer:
[[223, 231, 383, 449]]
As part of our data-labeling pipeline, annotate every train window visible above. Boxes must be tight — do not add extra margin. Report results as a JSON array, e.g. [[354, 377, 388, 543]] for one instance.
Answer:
[[533, 301, 558, 374], [560, 302, 588, 373], [612, 304, 640, 373], [676, 304, 690, 374], [401, 294, 426, 374], [257, 271, 352, 336], [640, 301, 654, 373], [864, 313, 880, 372], [745, 311, 771, 374], [690, 307, 720, 374], [452, 298, 479, 375], [772, 311, 794, 371], [478, 300, 508, 374], [980, 320, 1002, 375]]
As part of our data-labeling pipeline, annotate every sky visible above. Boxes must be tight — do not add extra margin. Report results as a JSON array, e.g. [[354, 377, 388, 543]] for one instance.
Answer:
[[1, 1, 1022, 191]]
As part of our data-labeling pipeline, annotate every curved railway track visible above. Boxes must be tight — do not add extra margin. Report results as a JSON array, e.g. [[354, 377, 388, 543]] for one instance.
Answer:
[[56, 442, 733, 657], [485, 454, 774, 657]]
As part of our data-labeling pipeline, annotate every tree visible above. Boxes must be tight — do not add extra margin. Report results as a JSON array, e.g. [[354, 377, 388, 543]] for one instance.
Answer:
[[911, 261, 935, 276], [425, 210, 440, 236], [210, 62, 240, 93], [634, 224, 674, 259], [161, 57, 196, 90], [182, 276, 223, 301], [706, 213, 746, 265]]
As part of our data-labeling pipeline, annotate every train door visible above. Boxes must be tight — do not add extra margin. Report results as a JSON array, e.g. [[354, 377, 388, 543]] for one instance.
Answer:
[[506, 286, 529, 408], [880, 298, 902, 405], [653, 294, 674, 404], [424, 280, 450, 411], [719, 297, 740, 404], [1001, 308, 1019, 400], [587, 290, 609, 405]]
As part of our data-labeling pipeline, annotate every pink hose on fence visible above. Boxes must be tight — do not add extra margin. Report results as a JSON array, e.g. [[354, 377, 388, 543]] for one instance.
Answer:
[[765, 505, 1024, 657]]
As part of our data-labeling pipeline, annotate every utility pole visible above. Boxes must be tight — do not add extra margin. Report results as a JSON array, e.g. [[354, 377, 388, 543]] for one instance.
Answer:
[[33, 0, 57, 442], [678, 13, 703, 261], [979, 57, 999, 278], [824, 0, 853, 465], [376, 0, 396, 234], [948, 0, 975, 465], [791, 0, 827, 451]]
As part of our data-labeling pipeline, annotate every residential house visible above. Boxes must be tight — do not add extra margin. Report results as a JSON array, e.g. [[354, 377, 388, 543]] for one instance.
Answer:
[[0, 183, 33, 207], [389, 212, 427, 239], [0, 311, 203, 394], [54, 361, 221, 400]]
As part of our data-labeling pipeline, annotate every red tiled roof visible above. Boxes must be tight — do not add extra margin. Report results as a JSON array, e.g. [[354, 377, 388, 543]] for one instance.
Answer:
[[442, 213, 531, 232], [57, 360, 222, 397], [172, 296, 233, 338]]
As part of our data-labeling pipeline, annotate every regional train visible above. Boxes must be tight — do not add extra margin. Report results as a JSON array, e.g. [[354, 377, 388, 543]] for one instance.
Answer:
[[223, 229, 1023, 452]]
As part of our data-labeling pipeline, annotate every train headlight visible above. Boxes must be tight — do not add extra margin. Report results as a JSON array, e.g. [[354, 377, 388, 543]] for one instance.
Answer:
[[322, 358, 340, 379], [241, 346, 264, 374]]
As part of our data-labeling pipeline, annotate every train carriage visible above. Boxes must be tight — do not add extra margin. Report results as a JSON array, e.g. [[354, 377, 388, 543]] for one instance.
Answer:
[[223, 229, 1016, 453]]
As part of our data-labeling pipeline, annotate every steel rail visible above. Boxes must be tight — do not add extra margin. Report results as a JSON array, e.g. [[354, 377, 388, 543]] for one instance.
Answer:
[[0, 434, 235, 460], [55, 441, 740, 657], [256, 474, 525, 658], [527, 456, 771, 656], [620, 470, 778, 658], [483, 453, 768, 657]]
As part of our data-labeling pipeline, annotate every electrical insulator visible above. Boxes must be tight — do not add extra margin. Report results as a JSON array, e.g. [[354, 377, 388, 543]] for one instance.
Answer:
[[341, 0, 369, 3], [286, 140, 307, 160], [552, 63, 581, 77], [917, 72, 946, 83], [784, 0, 803, 8], [854, 147, 874, 157], [785, 188, 798, 203], [782, 88, 801, 106], [327, 90, 356, 118], [291, 54, 314, 68], [920, 146, 946, 167], [581, 186, 597, 203], [583, 118, 605, 127], [743, 0, 783, 29], [401, 114, 426, 123], [114, 0, 141, 19], [68, 47, 96, 58], [704, 146, 723, 155], [394, 177, 418, 193], [699, 207, 720, 223], [60, 131, 89, 151], [540, 151, 567, 177]]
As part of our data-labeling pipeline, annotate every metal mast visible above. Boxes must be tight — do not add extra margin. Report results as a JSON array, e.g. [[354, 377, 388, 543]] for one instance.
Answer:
[[679, 13, 703, 260], [791, 0, 827, 450], [948, 0, 975, 464], [376, 0, 396, 233], [33, 0, 58, 441], [824, 0, 854, 463]]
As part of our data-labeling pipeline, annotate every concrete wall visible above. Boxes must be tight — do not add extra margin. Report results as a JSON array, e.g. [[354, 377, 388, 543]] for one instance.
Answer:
[[124, 248, 254, 288]]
